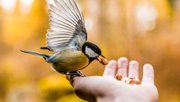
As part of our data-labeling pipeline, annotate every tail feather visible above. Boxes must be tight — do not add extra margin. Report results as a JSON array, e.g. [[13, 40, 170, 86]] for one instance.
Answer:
[[21, 50, 50, 61]]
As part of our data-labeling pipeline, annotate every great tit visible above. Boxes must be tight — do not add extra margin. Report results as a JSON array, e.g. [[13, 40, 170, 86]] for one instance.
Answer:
[[21, 0, 108, 76]]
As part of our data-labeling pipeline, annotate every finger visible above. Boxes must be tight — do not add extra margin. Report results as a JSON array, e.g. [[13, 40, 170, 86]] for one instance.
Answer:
[[142, 64, 154, 84], [117, 57, 128, 77], [128, 60, 139, 79], [103, 60, 117, 77]]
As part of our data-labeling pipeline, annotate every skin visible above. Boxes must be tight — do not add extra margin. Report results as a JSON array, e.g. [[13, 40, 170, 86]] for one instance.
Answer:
[[71, 57, 159, 102]]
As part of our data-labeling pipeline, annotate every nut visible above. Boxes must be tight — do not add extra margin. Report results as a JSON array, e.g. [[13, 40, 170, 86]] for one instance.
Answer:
[[101, 58, 109, 65], [115, 74, 122, 80]]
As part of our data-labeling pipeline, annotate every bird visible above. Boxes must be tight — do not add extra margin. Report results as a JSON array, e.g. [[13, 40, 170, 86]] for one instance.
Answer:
[[21, 0, 108, 76]]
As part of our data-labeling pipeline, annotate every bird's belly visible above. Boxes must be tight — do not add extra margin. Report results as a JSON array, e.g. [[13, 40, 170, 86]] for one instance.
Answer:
[[51, 51, 89, 73]]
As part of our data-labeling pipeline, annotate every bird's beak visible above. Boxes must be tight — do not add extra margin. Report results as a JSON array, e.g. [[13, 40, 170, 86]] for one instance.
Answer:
[[97, 55, 108, 65]]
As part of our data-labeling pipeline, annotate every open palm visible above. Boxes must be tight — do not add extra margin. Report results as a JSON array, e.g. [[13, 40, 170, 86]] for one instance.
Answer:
[[72, 57, 158, 102]]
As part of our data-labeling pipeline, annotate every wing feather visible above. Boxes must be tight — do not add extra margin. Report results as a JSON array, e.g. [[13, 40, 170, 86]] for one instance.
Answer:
[[46, 0, 87, 52], [54, 0, 79, 23]]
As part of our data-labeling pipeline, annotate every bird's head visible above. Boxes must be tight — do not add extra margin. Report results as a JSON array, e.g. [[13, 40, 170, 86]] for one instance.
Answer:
[[82, 42, 108, 65]]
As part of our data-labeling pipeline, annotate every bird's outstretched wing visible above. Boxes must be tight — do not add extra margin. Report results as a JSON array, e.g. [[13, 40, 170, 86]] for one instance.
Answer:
[[46, 0, 87, 52]]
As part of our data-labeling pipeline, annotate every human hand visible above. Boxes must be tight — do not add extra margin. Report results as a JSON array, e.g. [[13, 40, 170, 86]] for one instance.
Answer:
[[72, 57, 158, 102]]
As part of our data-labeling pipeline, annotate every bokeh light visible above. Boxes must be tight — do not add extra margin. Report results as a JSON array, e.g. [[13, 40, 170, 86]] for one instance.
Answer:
[[135, 2, 158, 32], [19, 0, 33, 13], [0, 0, 16, 12]]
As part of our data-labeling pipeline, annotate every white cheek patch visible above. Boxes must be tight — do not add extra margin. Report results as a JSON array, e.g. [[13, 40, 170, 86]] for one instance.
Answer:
[[85, 46, 98, 58]]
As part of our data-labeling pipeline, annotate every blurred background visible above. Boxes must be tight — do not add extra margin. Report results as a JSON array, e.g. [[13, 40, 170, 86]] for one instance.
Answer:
[[0, 0, 180, 102]]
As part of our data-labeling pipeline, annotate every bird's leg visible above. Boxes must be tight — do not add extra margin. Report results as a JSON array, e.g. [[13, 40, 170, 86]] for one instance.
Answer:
[[66, 71, 86, 77], [66, 71, 86, 85]]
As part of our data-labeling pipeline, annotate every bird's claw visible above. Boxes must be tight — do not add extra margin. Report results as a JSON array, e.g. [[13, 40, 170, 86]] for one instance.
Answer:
[[66, 71, 86, 85]]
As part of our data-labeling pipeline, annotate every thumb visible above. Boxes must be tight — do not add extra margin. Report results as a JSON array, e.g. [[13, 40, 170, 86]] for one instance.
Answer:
[[73, 76, 104, 101]]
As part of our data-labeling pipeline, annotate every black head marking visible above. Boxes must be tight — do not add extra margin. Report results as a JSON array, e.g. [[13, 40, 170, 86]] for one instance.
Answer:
[[82, 42, 108, 65], [82, 42, 102, 57]]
